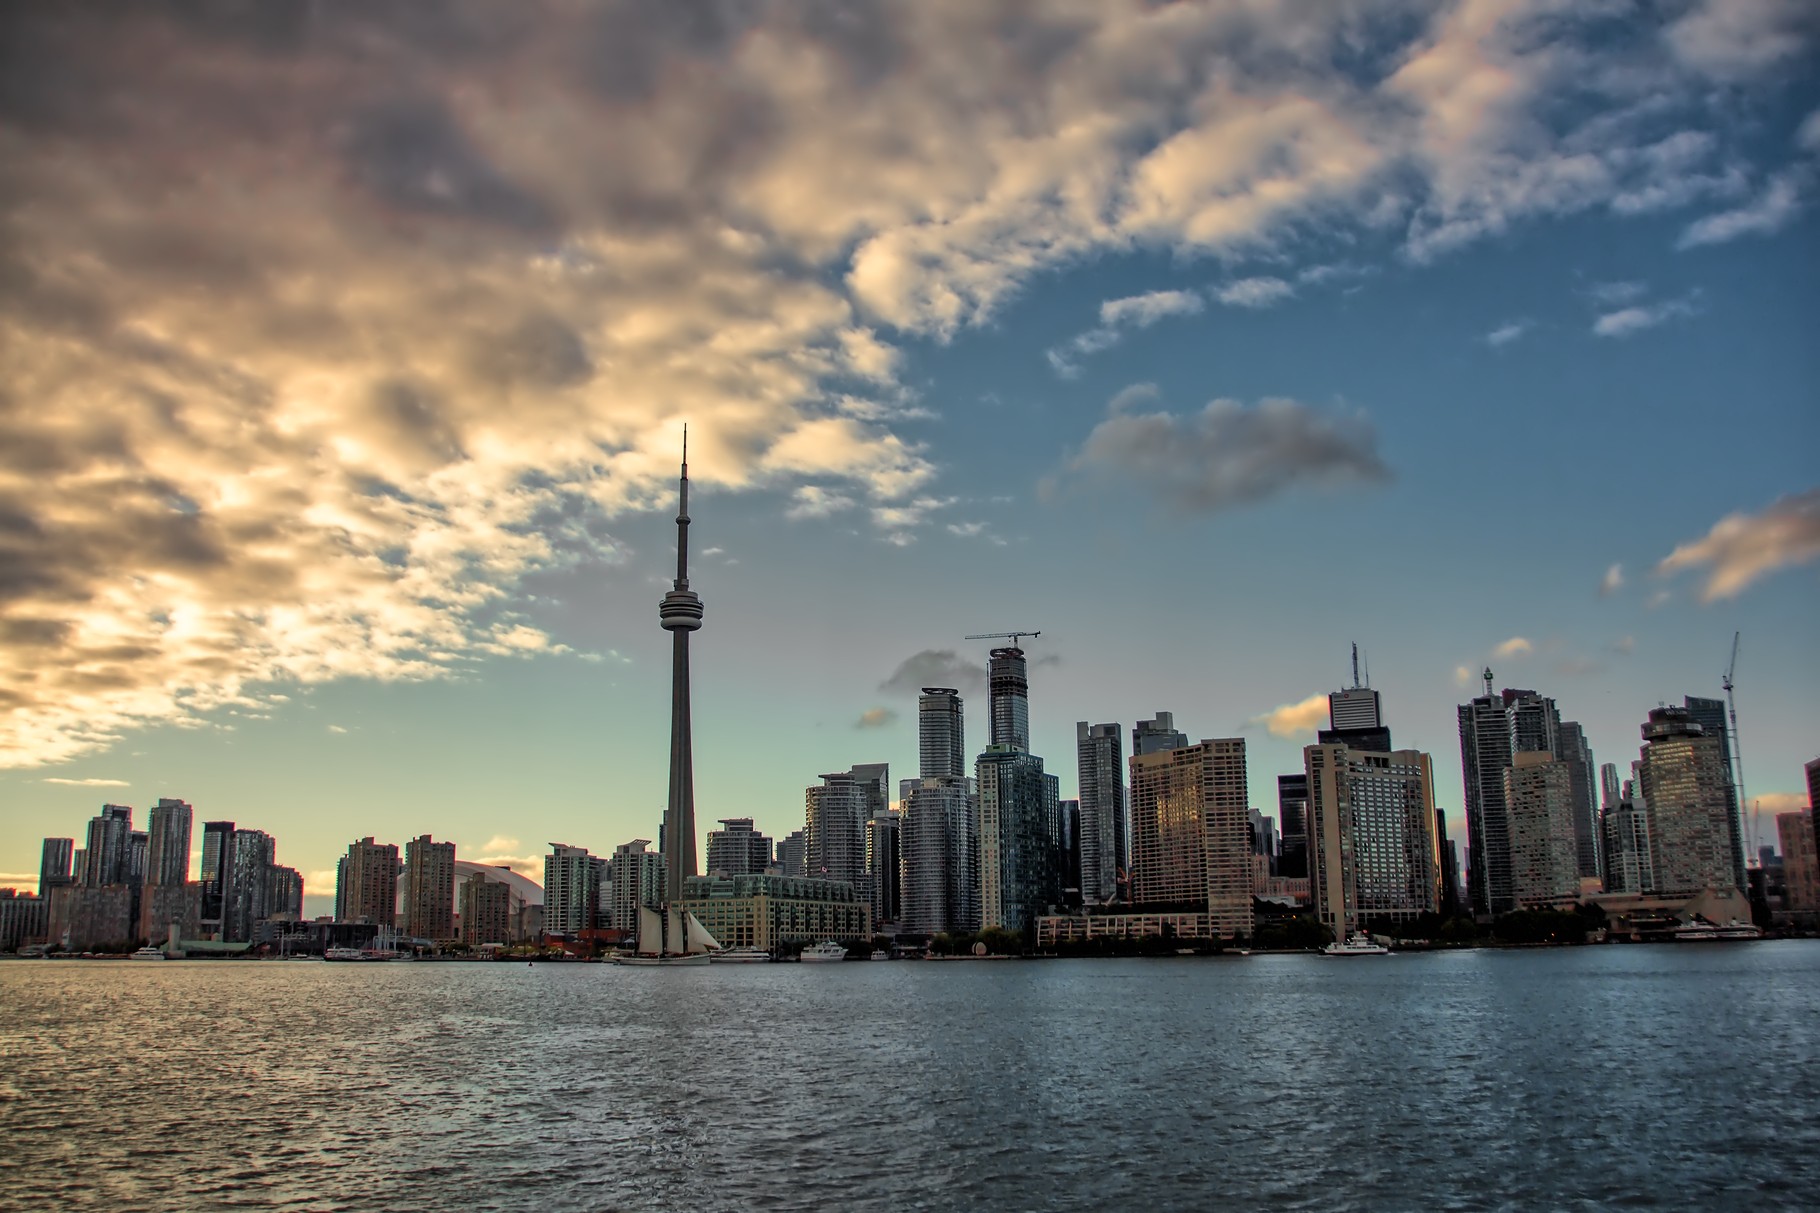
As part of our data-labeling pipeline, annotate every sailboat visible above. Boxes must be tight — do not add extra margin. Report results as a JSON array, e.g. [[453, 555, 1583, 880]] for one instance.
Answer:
[[615, 903, 720, 966]]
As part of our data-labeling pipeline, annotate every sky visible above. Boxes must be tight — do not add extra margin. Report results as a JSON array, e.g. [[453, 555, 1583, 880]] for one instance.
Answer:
[[2, 1, 1816, 918]]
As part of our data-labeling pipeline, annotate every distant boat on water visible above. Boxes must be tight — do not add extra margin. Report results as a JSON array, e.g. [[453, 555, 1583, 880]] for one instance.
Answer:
[[800, 941, 848, 963], [614, 904, 719, 967], [1323, 935, 1389, 956], [709, 947, 772, 964], [130, 946, 166, 961]]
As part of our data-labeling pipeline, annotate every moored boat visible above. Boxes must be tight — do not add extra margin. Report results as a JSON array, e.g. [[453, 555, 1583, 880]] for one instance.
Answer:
[[130, 945, 166, 961], [708, 946, 773, 964], [800, 941, 848, 963], [1323, 935, 1390, 956]]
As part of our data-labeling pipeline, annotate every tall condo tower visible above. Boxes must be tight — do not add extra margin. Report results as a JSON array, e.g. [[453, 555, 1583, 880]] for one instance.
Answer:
[[659, 431, 705, 904], [988, 647, 1030, 751]]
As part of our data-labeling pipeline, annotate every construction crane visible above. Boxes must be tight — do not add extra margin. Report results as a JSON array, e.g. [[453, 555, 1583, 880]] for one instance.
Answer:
[[1723, 631, 1753, 862], [965, 630, 1042, 648]]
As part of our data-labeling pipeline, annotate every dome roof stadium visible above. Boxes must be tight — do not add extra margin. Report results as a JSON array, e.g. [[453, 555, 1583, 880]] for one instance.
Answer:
[[453, 860, 543, 907]]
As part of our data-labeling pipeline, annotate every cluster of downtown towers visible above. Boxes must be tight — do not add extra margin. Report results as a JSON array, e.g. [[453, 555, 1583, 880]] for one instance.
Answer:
[[777, 650, 1762, 943]]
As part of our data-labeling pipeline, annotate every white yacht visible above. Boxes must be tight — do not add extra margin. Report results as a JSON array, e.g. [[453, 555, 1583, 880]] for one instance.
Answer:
[[800, 941, 849, 963], [130, 945, 166, 961], [708, 947, 772, 964], [1323, 935, 1390, 956]]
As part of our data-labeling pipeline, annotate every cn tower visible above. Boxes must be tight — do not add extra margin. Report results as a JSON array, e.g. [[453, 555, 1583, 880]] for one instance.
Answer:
[[659, 428, 703, 903]]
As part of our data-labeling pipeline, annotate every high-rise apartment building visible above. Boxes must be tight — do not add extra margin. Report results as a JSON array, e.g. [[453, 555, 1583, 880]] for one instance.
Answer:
[[1127, 735, 1253, 939], [806, 768, 878, 892], [545, 843, 602, 935], [609, 839, 661, 935], [1777, 811, 1818, 914], [144, 799, 193, 888], [1503, 751, 1580, 907], [776, 830, 807, 880], [459, 870, 513, 945], [1076, 721, 1127, 905], [223, 829, 277, 943], [899, 775, 979, 936], [1458, 687, 1514, 916], [1555, 722, 1600, 882], [1636, 707, 1739, 896], [868, 810, 901, 929], [1304, 743, 1441, 939], [0, 889, 49, 952], [920, 688, 966, 779], [977, 746, 1060, 933], [705, 818, 773, 876], [988, 647, 1030, 751], [1601, 768, 1654, 894], [1277, 774, 1309, 879], [1681, 696, 1746, 891], [39, 838, 74, 898], [335, 837, 400, 925], [199, 820, 235, 936], [402, 835, 456, 940], [1132, 711, 1188, 757], [1059, 799, 1082, 905], [82, 805, 133, 887]]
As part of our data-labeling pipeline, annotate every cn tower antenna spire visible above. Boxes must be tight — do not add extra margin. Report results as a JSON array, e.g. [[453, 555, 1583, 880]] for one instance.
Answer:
[[658, 425, 704, 932]]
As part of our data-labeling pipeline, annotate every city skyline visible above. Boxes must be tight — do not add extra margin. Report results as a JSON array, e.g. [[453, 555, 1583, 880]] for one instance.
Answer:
[[3, 3, 1817, 914]]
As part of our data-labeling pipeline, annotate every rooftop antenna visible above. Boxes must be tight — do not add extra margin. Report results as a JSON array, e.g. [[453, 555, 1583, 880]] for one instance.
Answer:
[[1482, 666, 1494, 699], [1363, 649, 1371, 688], [1350, 642, 1360, 689], [1723, 631, 1752, 863]]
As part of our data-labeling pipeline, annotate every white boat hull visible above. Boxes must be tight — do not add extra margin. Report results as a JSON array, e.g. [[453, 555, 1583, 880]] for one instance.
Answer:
[[614, 953, 711, 967]]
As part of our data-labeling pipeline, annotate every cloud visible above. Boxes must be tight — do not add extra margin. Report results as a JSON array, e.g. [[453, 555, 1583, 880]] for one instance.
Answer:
[[854, 707, 897, 730], [1453, 665, 1476, 689], [1052, 394, 1390, 514], [1492, 637, 1533, 659], [1593, 294, 1701, 337], [1046, 289, 1203, 377], [477, 836, 520, 855], [879, 650, 985, 698], [1755, 791, 1813, 819], [1249, 693, 1330, 739], [1, 3, 1809, 766], [1214, 278, 1294, 309], [1656, 488, 1820, 600], [1587, 281, 1647, 306], [1678, 169, 1806, 248], [41, 777, 131, 787], [304, 869, 340, 898], [327, 725, 348, 735], [1599, 563, 1624, 596], [1608, 635, 1636, 656], [1485, 320, 1531, 347]]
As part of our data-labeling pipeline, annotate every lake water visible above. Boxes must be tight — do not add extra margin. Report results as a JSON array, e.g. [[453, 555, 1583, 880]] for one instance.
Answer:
[[1, 945, 1816, 1211]]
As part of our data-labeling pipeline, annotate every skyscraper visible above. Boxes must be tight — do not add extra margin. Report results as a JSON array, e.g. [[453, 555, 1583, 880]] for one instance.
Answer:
[[1776, 811, 1818, 914], [459, 870, 512, 946], [1127, 734, 1252, 938], [1555, 722, 1600, 882], [223, 829, 276, 942], [705, 818, 773, 876], [82, 805, 133, 887], [977, 745, 1059, 933], [1276, 774, 1309, 879], [1320, 659, 1392, 753], [609, 839, 661, 935], [1304, 743, 1441, 939], [1601, 767, 1654, 894], [545, 843, 603, 935], [1132, 711, 1188, 757], [1636, 707, 1738, 896], [402, 835, 456, 940], [776, 830, 807, 879], [1503, 751, 1581, 907], [39, 838, 74, 898], [199, 820, 235, 936], [336, 837, 399, 926], [1076, 721, 1126, 905], [806, 768, 875, 891], [920, 688, 965, 779], [144, 798, 193, 888], [1058, 799, 1082, 906], [1682, 696, 1745, 890], [658, 432, 704, 912], [988, 646, 1030, 751], [1458, 685, 1514, 917], [868, 809, 902, 929]]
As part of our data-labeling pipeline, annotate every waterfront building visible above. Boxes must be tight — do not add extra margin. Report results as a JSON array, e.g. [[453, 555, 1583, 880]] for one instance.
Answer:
[[144, 799, 192, 888], [899, 775, 979, 936], [776, 830, 807, 879], [47, 885, 133, 951], [1460, 682, 1579, 917], [977, 745, 1060, 934], [806, 768, 876, 893], [81, 805, 134, 886], [1503, 751, 1581, 907], [920, 687, 966, 779], [1601, 770, 1655, 894], [678, 874, 870, 951], [1059, 799, 1082, 906], [1132, 711, 1188, 757], [0, 890, 48, 951], [1636, 707, 1739, 896], [199, 820, 235, 936], [1439, 825, 1464, 913], [1127, 735, 1253, 939], [140, 882, 202, 945], [705, 818, 773, 876], [544, 843, 603, 935], [610, 839, 660, 934], [1076, 721, 1127, 905], [459, 870, 513, 945], [335, 837, 400, 926], [867, 810, 901, 930], [1681, 696, 1746, 891], [38, 838, 74, 898], [1277, 774, 1309, 879], [1556, 722, 1600, 881], [451, 861, 543, 942], [1304, 743, 1442, 939], [657, 432, 705, 911], [223, 829, 279, 942], [402, 835, 456, 939], [1778, 811, 1818, 914]]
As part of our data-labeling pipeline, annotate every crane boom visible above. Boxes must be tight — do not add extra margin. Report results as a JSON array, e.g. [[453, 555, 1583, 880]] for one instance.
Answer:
[[964, 629, 1042, 647], [1722, 631, 1752, 864]]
